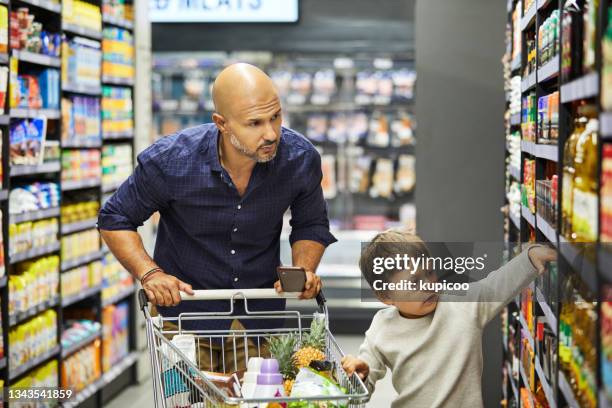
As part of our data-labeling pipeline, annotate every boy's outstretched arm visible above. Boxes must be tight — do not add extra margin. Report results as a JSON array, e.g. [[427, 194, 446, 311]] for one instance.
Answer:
[[342, 334, 387, 393], [474, 245, 556, 327]]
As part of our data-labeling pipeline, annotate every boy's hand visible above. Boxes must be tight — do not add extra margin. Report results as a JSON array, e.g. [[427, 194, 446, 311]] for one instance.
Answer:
[[528, 245, 556, 274], [341, 355, 370, 381]]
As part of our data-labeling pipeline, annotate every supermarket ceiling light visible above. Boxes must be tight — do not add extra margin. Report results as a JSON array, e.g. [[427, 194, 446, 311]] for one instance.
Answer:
[[149, 0, 299, 23]]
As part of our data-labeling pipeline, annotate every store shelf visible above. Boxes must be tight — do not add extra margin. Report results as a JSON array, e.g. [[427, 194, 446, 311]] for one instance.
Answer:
[[510, 211, 521, 230], [521, 205, 535, 228], [535, 214, 557, 246], [508, 165, 521, 180], [9, 241, 60, 264], [558, 235, 597, 294], [535, 355, 556, 408], [10, 107, 61, 119], [64, 351, 138, 407], [511, 55, 521, 72], [521, 71, 536, 93], [535, 287, 557, 335], [600, 247, 612, 282], [519, 363, 535, 407], [102, 285, 135, 307], [559, 370, 579, 408], [62, 329, 102, 358], [601, 112, 612, 139], [10, 161, 61, 176], [537, 58, 559, 83], [61, 250, 104, 271], [17, 0, 61, 13], [534, 143, 558, 162], [0, 189, 8, 200], [521, 140, 535, 155], [507, 362, 519, 402], [521, 3, 537, 31], [62, 217, 98, 235], [102, 76, 134, 86], [10, 207, 60, 224], [103, 130, 134, 140], [510, 113, 521, 126], [62, 23, 102, 40], [0, 356, 6, 370], [0, 114, 9, 125], [62, 285, 102, 307], [62, 83, 102, 96], [9, 296, 58, 326], [9, 345, 60, 380], [101, 180, 124, 193], [560, 72, 599, 103], [62, 139, 102, 148], [13, 50, 61, 67], [62, 178, 101, 191], [0, 275, 7, 289], [102, 14, 134, 30]]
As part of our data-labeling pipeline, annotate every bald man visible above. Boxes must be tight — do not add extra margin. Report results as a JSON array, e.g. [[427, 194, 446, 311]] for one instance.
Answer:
[[97, 63, 336, 369]]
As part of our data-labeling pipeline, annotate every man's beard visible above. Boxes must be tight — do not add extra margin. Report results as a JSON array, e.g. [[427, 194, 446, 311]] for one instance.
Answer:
[[230, 133, 277, 163]]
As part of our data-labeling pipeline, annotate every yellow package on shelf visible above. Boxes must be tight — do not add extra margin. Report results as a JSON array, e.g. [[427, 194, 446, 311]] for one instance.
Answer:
[[63, 0, 102, 32]]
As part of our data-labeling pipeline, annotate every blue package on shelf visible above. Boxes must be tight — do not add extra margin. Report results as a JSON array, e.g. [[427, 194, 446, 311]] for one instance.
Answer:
[[39, 69, 60, 109]]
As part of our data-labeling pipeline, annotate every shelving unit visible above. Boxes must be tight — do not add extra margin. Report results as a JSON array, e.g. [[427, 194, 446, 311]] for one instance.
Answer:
[[0, 0, 138, 405], [502, 0, 612, 406]]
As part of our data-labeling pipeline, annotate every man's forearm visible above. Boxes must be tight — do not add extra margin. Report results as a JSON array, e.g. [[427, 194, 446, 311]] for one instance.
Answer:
[[291, 240, 325, 272], [100, 229, 158, 280]]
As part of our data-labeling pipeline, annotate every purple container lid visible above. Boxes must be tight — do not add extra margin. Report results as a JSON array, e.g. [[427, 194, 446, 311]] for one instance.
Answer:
[[260, 359, 280, 374], [257, 372, 284, 385], [257, 359, 283, 385]]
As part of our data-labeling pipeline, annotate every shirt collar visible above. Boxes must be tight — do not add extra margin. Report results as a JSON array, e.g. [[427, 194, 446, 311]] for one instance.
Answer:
[[200, 126, 223, 172]]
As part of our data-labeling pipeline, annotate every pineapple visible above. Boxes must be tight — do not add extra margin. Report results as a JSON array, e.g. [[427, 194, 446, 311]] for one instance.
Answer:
[[268, 334, 298, 380], [293, 315, 326, 369], [283, 378, 294, 395]]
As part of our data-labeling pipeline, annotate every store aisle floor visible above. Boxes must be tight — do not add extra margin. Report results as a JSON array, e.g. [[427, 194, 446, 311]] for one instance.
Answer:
[[107, 335, 396, 407]]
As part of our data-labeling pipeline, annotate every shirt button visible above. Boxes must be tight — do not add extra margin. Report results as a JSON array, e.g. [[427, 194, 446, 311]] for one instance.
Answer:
[[237, 205, 242, 210], [234, 277, 239, 282], [231, 250, 236, 255], [233, 227, 238, 232]]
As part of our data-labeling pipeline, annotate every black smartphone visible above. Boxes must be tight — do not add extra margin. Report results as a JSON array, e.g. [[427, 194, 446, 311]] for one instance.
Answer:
[[277, 266, 307, 292]]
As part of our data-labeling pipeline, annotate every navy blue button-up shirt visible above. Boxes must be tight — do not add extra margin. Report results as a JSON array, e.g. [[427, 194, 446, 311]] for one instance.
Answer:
[[98, 124, 336, 330]]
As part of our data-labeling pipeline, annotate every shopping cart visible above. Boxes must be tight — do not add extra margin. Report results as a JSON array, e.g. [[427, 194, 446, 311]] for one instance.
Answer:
[[139, 288, 370, 407]]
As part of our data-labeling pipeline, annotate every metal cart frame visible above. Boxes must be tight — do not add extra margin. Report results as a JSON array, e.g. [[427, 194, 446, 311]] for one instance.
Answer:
[[139, 288, 370, 407]]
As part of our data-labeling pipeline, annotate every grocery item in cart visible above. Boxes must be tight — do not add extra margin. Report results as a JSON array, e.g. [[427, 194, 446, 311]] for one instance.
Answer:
[[289, 367, 348, 407]]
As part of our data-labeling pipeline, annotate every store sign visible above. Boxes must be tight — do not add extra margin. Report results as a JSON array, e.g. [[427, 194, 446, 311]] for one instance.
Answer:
[[149, 0, 299, 23]]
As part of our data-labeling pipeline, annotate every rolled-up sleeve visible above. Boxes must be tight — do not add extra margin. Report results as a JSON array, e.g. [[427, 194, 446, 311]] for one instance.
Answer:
[[289, 150, 337, 247], [98, 144, 169, 231]]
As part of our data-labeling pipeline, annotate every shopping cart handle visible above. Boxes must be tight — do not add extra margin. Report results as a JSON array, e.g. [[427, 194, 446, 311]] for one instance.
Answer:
[[139, 288, 327, 310], [180, 289, 300, 301]]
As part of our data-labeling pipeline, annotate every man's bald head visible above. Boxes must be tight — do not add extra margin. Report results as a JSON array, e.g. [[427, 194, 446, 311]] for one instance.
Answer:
[[212, 63, 279, 118], [211, 63, 283, 165]]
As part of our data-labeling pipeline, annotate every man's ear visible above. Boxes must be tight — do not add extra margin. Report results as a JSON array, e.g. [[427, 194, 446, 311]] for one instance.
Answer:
[[212, 113, 228, 134]]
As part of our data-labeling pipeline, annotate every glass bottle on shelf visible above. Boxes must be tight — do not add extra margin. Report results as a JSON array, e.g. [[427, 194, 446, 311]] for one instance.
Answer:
[[583, 0, 600, 73], [561, 116, 587, 238], [572, 117, 599, 242], [603, 5, 612, 110]]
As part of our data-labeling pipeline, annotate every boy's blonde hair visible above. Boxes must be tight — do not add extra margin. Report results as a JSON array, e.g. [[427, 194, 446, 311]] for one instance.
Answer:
[[360, 229, 430, 299]]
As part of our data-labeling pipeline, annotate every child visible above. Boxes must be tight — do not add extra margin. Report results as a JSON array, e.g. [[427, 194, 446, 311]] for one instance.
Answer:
[[341, 229, 555, 408]]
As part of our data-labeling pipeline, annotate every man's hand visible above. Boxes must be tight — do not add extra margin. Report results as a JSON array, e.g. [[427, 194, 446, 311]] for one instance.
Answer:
[[143, 271, 194, 306], [341, 355, 369, 381], [528, 245, 557, 274], [274, 270, 322, 299]]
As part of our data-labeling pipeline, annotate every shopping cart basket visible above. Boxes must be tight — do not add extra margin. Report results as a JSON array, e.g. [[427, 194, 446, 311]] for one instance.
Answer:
[[139, 288, 370, 407]]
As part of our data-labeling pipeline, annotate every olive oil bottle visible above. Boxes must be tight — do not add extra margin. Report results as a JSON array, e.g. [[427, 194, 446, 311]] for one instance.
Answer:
[[562, 116, 587, 238], [572, 118, 599, 242]]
